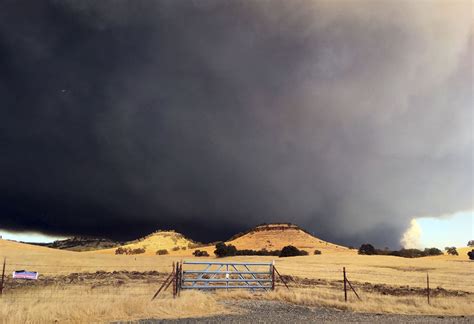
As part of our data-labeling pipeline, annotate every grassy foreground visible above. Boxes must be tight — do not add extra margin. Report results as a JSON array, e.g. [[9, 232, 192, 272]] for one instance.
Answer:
[[0, 239, 472, 323]]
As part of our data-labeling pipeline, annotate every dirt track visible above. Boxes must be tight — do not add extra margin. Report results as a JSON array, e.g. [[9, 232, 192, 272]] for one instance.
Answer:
[[136, 300, 473, 324]]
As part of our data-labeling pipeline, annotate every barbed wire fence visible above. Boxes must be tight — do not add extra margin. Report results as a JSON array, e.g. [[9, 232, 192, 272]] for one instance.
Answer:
[[0, 256, 471, 305]]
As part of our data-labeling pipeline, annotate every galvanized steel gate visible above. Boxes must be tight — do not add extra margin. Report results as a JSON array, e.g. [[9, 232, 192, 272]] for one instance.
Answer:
[[181, 261, 274, 290], [152, 260, 289, 299]]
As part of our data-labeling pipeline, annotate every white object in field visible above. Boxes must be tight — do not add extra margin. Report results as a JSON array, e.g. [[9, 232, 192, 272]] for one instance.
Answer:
[[13, 270, 38, 280]]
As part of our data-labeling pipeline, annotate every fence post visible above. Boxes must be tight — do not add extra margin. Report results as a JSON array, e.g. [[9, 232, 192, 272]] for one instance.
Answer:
[[271, 260, 275, 291], [176, 262, 181, 297], [172, 262, 176, 298], [0, 257, 5, 296], [426, 273, 430, 305], [343, 267, 347, 302]]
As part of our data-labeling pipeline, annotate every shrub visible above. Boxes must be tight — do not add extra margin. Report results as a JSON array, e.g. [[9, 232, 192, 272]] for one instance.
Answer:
[[445, 247, 458, 256], [115, 247, 129, 255], [193, 250, 209, 257], [156, 249, 168, 255], [468, 250, 474, 260], [181, 246, 187, 250], [115, 247, 145, 255], [358, 244, 376, 255], [214, 242, 237, 258], [172, 246, 180, 251], [314, 250, 322, 255], [279, 245, 308, 257], [235, 249, 280, 256], [424, 247, 443, 256]]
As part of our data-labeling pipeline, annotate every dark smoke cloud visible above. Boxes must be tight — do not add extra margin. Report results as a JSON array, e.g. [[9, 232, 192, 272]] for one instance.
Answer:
[[0, 0, 472, 247]]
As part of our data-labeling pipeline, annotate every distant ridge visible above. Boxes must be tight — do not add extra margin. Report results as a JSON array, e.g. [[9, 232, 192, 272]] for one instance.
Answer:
[[29, 237, 123, 252]]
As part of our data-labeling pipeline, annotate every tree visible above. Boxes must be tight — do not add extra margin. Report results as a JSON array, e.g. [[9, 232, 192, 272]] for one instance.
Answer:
[[424, 247, 443, 256], [468, 250, 474, 260], [156, 249, 168, 255], [314, 250, 322, 255], [358, 244, 376, 255], [214, 242, 237, 258], [279, 245, 308, 257], [467, 240, 474, 247], [445, 247, 458, 256], [193, 250, 209, 257]]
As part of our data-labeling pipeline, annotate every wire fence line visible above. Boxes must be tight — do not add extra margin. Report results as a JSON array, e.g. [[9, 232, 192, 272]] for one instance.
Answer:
[[0, 258, 471, 304]]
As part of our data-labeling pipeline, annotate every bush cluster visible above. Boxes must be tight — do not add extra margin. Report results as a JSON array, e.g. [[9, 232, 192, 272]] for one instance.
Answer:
[[214, 242, 308, 258], [236, 249, 280, 256], [115, 247, 146, 255], [213, 242, 308, 258], [468, 250, 474, 260], [156, 249, 169, 255], [279, 245, 308, 257], [358, 244, 443, 258], [193, 250, 210, 257]]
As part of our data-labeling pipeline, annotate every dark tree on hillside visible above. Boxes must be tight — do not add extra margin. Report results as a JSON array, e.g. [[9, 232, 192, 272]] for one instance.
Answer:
[[424, 247, 443, 256], [279, 245, 308, 257], [358, 244, 376, 255], [468, 250, 474, 260], [468, 240, 474, 247], [214, 242, 237, 258], [445, 247, 458, 256]]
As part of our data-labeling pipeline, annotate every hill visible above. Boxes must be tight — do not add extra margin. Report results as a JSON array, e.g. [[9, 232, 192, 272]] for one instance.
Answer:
[[28, 237, 123, 252], [91, 230, 200, 256], [224, 223, 350, 253]]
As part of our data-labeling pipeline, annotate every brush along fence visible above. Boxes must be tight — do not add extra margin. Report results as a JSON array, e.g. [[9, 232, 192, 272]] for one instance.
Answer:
[[152, 260, 289, 299]]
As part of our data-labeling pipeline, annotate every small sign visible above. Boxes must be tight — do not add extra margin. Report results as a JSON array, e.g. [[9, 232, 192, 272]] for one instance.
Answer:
[[13, 270, 38, 280]]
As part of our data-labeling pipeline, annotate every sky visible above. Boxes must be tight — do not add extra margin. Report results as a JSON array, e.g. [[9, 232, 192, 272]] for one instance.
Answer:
[[417, 211, 473, 249], [2, 210, 472, 247], [0, 1, 472, 248]]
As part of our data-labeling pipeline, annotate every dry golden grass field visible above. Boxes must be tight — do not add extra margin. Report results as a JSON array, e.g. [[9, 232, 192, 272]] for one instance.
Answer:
[[0, 230, 473, 323]]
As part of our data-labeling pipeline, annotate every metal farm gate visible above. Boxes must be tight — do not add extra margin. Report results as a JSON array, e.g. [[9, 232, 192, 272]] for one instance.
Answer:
[[181, 261, 274, 290], [152, 260, 289, 299]]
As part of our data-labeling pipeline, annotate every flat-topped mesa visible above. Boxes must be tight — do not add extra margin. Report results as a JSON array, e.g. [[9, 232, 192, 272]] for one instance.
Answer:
[[226, 223, 348, 253], [251, 223, 302, 232]]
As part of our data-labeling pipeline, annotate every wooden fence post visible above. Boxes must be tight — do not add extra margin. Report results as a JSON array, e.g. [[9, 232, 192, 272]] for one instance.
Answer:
[[427, 273, 430, 305], [271, 260, 275, 291], [0, 257, 5, 296], [172, 262, 176, 299], [343, 267, 347, 302]]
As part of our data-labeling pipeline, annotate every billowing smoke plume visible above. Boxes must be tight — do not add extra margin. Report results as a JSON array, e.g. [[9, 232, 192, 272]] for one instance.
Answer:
[[401, 219, 422, 249], [0, 1, 472, 247]]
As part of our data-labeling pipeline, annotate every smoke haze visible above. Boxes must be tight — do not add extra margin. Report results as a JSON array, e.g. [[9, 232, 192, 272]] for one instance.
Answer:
[[0, 0, 472, 247]]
